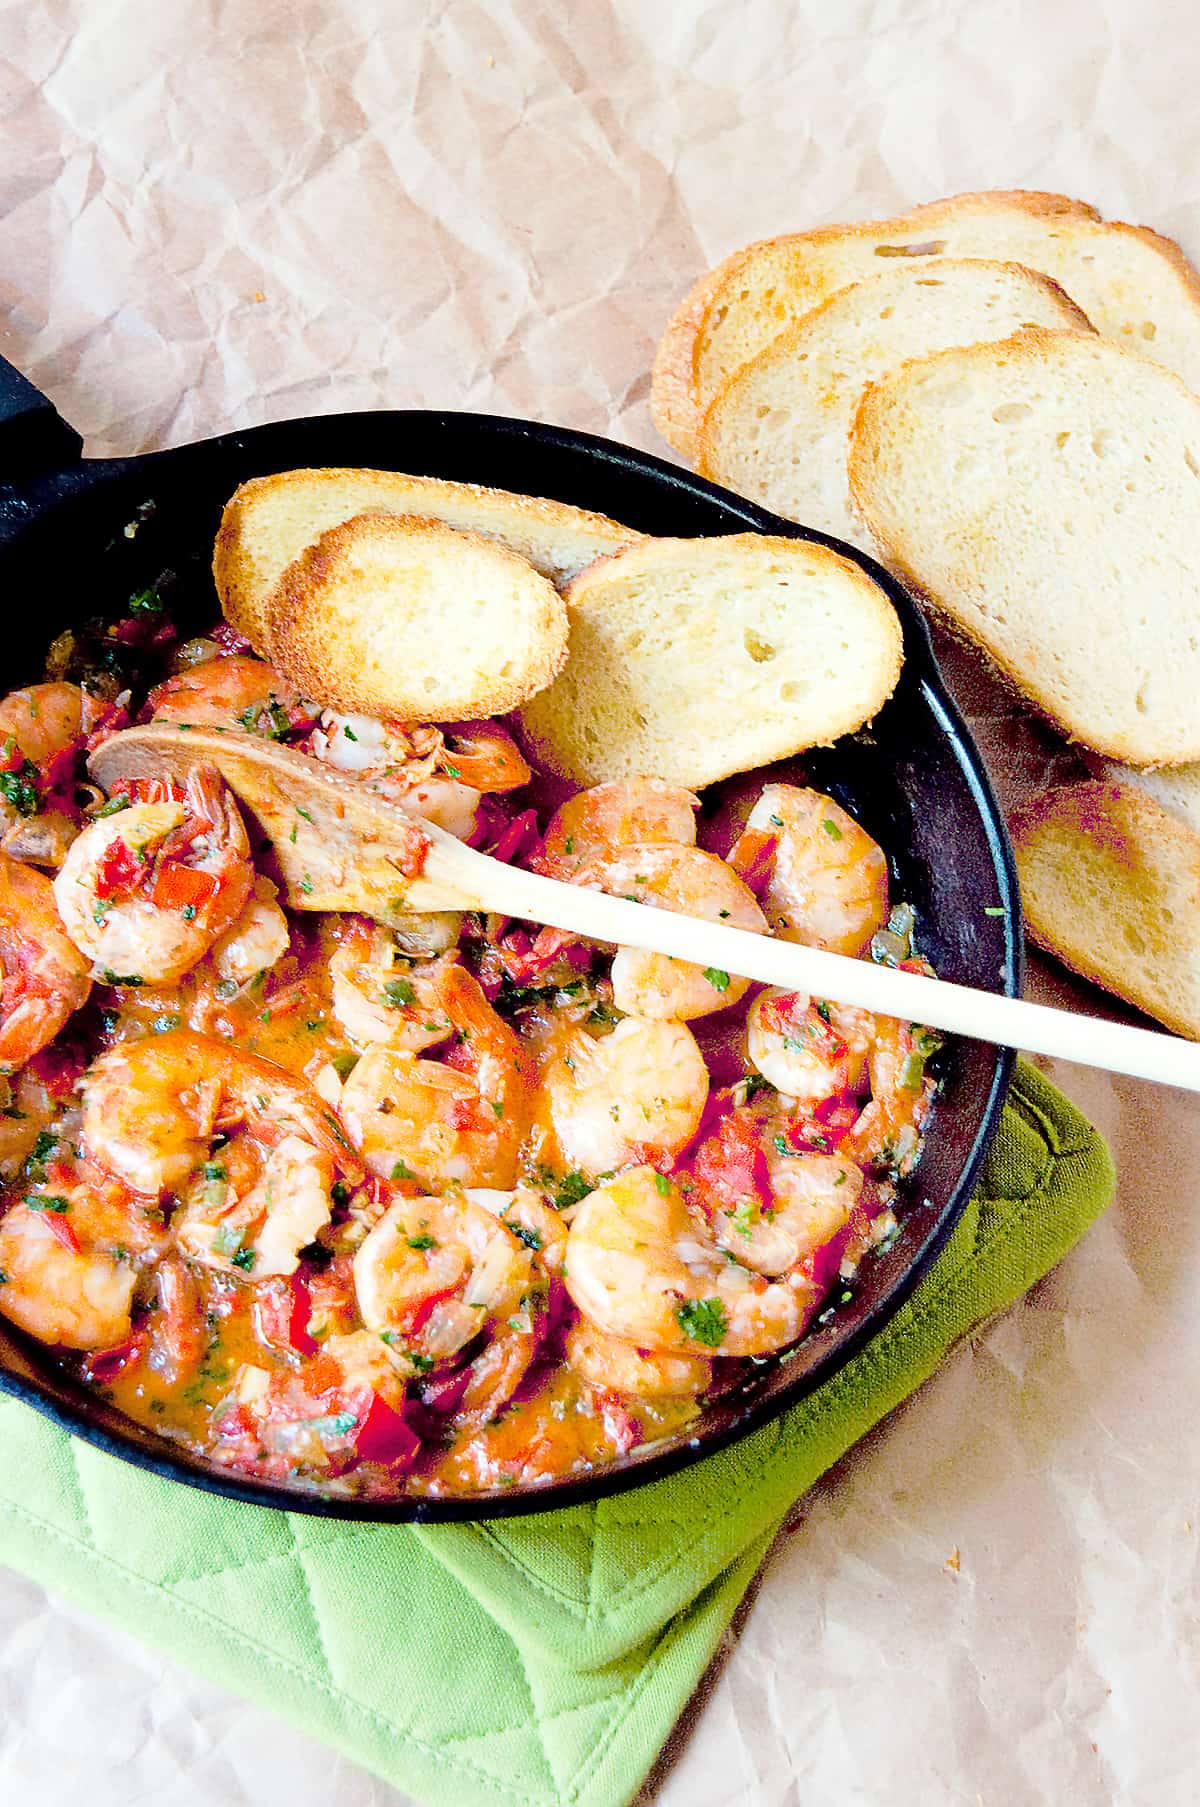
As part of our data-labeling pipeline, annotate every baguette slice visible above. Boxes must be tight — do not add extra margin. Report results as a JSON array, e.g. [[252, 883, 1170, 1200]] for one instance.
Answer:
[[518, 535, 903, 789], [215, 468, 642, 654], [266, 513, 569, 722], [656, 189, 1200, 456], [848, 329, 1200, 767], [698, 260, 1093, 549], [1011, 781, 1200, 1040], [1097, 759, 1200, 838]]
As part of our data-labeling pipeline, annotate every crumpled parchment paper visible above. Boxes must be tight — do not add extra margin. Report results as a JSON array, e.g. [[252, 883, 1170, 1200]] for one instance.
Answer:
[[2, 2, 1198, 1802]]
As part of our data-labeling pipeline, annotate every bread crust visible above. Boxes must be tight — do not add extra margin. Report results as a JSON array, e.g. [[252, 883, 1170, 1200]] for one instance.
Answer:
[[650, 257, 740, 459], [214, 466, 641, 656], [659, 188, 1200, 454], [265, 511, 569, 723], [695, 258, 1095, 486], [1011, 781, 1200, 1039], [847, 327, 1200, 768]]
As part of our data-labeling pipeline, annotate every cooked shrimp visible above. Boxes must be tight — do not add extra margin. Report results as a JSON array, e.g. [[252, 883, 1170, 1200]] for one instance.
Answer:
[[0, 1064, 58, 1176], [745, 987, 873, 1102], [844, 1017, 937, 1174], [81, 1029, 355, 1196], [329, 922, 452, 1052], [735, 783, 888, 957], [542, 1015, 709, 1179], [564, 1319, 712, 1400], [564, 1166, 820, 1358], [353, 1192, 531, 1360], [174, 1133, 335, 1278], [54, 768, 255, 983], [707, 1151, 861, 1276], [0, 1202, 136, 1350], [309, 711, 484, 840], [0, 683, 87, 867], [338, 964, 529, 1188], [149, 654, 314, 736], [537, 778, 698, 878], [210, 875, 290, 984], [0, 851, 91, 1072], [438, 720, 530, 792], [466, 1185, 569, 1279], [575, 844, 766, 1020]]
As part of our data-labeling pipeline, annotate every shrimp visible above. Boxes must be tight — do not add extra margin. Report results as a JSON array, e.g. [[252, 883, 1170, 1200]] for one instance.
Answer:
[[53, 768, 255, 983], [735, 783, 888, 957], [564, 1319, 712, 1400], [80, 1029, 356, 1197], [0, 683, 89, 869], [0, 1202, 136, 1350], [843, 1016, 937, 1175], [707, 1151, 861, 1276], [353, 1193, 532, 1361], [0, 851, 91, 1072], [575, 844, 767, 1020], [437, 720, 530, 792], [329, 922, 453, 1052], [745, 987, 873, 1102], [309, 712, 485, 841], [564, 1166, 820, 1358], [149, 654, 314, 736], [537, 779, 698, 879], [174, 1133, 335, 1278], [338, 964, 529, 1189], [0, 1063, 58, 1176], [541, 1014, 709, 1179], [210, 875, 290, 984], [466, 1185, 569, 1279]]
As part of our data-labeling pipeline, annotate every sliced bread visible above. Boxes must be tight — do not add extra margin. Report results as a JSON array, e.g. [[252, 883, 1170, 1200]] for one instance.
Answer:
[[1011, 781, 1200, 1039], [265, 512, 569, 722], [1097, 758, 1200, 838], [697, 259, 1093, 549], [517, 534, 903, 790], [848, 328, 1200, 767], [215, 467, 642, 654], [655, 190, 1200, 456]]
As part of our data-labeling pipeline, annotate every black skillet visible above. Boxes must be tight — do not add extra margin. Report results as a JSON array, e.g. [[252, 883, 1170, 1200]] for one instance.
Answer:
[[0, 354, 1020, 1521]]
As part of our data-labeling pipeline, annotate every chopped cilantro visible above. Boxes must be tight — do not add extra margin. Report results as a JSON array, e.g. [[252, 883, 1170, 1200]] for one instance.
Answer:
[[409, 1351, 434, 1373], [299, 874, 314, 896], [231, 1246, 257, 1272], [0, 764, 42, 816], [563, 835, 575, 854], [214, 978, 239, 1000], [702, 967, 731, 992], [814, 1000, 832, 1023], [509, 1221, 542, 1251], [382, 978, 416, 1009], [675, 1296, 728, 1348], [331, 1051, 359, 1080], [822, 818, 843, 840], [406, 1233, 436, 1251], [491, 1100, 504, 1119], [984, 905, 1006, 917], [730, 1198, 757, 1239], [296, 806, 314, 824], [100, 970, 144, 987], [25, 1194, 69, 1213], [443, 762, 461, 778], [94, 794, 131, 819], [391, 1158, 415, 1181], [181, 903, 196, 921], [331, 1180, 351, 1207], [203, 1161, 227, 1182], [653, 1171, 671, 1197], [127, 584, 164, 614]]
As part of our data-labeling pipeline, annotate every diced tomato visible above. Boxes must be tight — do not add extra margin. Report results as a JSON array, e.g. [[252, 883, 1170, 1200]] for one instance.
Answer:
[[485, 807, 541, 866], [85, 1329, 149, 1384], [728, 827, 778, 899], [353, 1394, 420, 1469], [38, 735, 86, 805], [690, 1105, 773, 1215], [151, 861, 221, 914], [498, 924, 587, 984], [253, 1274, 320, 1358], [94, 837, 146, 900]]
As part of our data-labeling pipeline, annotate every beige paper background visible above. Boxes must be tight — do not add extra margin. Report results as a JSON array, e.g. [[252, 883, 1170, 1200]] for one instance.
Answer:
[[2, 2, 1198, 1801]]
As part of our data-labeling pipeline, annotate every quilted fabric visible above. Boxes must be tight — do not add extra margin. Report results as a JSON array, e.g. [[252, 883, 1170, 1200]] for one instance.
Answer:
[[0, 1061, 1114, 1807]]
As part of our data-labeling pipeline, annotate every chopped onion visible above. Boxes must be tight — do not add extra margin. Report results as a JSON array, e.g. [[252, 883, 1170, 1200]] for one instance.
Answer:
[[463, 1236, 517, 1308], [423, 1298, 480, 1359]]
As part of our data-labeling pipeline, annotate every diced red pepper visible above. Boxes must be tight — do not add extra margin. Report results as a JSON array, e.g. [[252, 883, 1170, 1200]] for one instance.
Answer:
[[85, 1329, 149, 1384], [44, 1212, 80, 1255], [353, 1394, 420, 1469], [406, 1285, 462, 1338], [486, 807, 541, 866], [498, 924, 586, 983], [151, 861, 221, 914]]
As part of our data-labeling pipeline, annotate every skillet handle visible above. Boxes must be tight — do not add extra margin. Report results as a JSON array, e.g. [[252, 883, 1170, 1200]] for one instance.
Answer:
[[0, 352, 83, 475]]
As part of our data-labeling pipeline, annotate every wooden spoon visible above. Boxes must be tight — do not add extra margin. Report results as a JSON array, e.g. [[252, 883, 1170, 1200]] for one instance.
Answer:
[[89, 725, 1200, 1092]]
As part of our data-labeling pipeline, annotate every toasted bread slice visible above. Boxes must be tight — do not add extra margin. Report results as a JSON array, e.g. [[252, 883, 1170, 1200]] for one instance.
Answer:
[[650, 254, 746, 461], [266, 513, 569, 722], [848, 329, 1200, 767], [1011, 781, 1200, 1039], [517, 535, 902, 789], [656, 190, 1200, 455], [215, 468, 642, 654], [697, 260, 1093, 549]]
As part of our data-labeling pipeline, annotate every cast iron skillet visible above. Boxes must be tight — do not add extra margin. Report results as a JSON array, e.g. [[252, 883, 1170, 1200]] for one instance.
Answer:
[[0, 355, 1021, 1521]]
